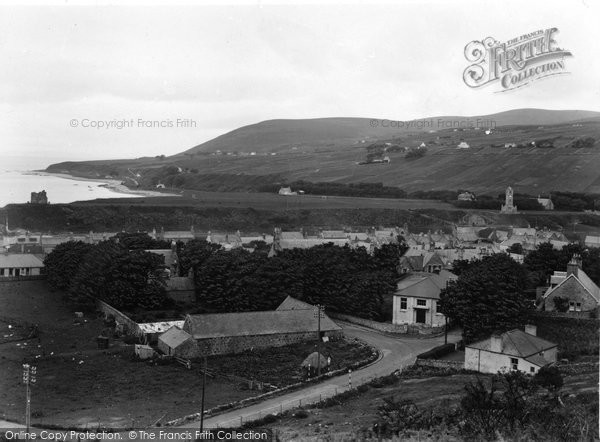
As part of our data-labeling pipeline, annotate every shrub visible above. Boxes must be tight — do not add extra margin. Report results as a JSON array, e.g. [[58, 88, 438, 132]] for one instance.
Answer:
[[294, 409, 308, 419]]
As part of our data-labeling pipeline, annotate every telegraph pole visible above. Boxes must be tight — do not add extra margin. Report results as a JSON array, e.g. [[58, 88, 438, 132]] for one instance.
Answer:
[[22, 364, 36, 432], [199, 355, 207, 433], [314, 305, 324, 376]]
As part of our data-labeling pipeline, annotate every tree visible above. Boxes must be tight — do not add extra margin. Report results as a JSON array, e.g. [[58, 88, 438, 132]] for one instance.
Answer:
[[507, 243, 524, 255], [177, 239, 221, 277], [68, 241, 167, 311], [44, 241, 95, 291], [439, 254, 531, 343]]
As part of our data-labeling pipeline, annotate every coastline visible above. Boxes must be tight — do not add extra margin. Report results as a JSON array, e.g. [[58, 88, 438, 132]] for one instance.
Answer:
[[25, 171, 181, 199]]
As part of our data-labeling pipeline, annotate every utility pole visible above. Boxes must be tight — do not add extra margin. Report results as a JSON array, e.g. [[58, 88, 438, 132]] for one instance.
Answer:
[[199, 355, 207, 433], [444, 316, 448, 345], [314, 305, 324, 376], [22, 364, 36, 432]]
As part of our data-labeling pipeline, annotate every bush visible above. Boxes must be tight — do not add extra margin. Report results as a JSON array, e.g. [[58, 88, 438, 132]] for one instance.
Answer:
[[293, 409, 308, 419], [417, 343, 455, 360]]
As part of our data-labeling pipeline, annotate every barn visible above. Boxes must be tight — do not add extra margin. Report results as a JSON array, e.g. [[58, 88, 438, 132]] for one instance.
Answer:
[[182, 299, 342, 356]]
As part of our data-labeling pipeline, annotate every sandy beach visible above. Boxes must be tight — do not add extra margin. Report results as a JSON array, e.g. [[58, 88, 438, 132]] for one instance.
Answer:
[[26, 171, 181, 199]]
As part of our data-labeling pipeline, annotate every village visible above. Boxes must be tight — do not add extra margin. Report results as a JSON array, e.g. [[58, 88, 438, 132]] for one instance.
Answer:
[[0, 185, 598, 439]]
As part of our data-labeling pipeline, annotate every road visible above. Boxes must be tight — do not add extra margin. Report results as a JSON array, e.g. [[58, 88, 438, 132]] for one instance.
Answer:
[[0, 323, 462, 432], [179, 323, 462, 429]]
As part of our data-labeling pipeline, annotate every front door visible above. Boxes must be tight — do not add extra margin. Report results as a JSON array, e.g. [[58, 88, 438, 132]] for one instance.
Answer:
[[415, 309, 426, 324]]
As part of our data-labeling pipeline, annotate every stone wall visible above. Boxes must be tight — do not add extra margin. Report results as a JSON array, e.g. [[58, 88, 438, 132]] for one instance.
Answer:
[[330, 312, 445, 335], [96, 299, 138, 335], [330, 313, 408, 333], [534, 310, 596, 319], [196, 330, 343, 356], [415, 358, 464, 370]]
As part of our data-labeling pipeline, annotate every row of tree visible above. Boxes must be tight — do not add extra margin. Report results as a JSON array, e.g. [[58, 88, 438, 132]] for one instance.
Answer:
[[44, 234, 171, 311], [178, 239, 407, 320]]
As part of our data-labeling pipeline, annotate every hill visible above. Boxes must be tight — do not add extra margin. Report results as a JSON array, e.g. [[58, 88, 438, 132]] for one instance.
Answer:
[[181, 109, 600, 155], [45, 108, 600, 195]]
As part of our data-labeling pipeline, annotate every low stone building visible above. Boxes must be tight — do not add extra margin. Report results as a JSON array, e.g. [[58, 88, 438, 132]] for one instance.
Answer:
[[183, 300, 342, 356], [465, 326, 557, 374], [0, 254, 44, 277]]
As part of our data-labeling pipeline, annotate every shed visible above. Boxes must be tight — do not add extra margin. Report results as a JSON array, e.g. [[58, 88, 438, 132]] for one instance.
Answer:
[[157, 326, 199, 358], [135, 344, 156, 360]]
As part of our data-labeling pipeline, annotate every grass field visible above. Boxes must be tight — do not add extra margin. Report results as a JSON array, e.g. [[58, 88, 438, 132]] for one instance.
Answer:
[[74, 191, 456, 211], [0, 281, 370, 429], [266, 368, 599, 441]]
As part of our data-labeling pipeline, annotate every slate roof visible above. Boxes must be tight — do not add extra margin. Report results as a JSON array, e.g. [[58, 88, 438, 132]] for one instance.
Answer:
[[0, 254, 44, 268], [466, 329, 556, 358], [276, 296, 317, 311], [544, 271, 600, 303], [394, 270, 457, 300], [184, 309, 341, 340], [158, 326, 194, 349], [280, 231, 304, 240]]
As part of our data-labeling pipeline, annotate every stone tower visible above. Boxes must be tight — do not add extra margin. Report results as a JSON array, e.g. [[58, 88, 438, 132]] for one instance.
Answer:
[[501, 186, 518, 214]]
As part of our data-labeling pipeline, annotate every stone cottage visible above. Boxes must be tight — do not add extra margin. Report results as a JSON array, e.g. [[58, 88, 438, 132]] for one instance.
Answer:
[[465, 326, 557, 374]]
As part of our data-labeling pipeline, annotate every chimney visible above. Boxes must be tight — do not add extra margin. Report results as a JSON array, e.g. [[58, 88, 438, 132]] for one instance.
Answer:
[[490, 333, 502, 353], [567, 254, 582, 276], [525, 324, 537, 336]]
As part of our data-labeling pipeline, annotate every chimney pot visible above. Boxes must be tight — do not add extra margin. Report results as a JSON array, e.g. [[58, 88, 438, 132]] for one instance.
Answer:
[[525, 324, 537, 336]]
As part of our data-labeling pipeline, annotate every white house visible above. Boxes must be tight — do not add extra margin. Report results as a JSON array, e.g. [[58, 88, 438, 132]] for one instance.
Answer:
[[278, 187, 297, 196], [0, 254, 44, 277], [392, 270, 457, 326], [465, 326, 557, 374]]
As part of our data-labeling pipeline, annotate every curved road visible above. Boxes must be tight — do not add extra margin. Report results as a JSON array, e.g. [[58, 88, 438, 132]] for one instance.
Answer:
[[183, 323, 462, 429], [0, 323, 462, 431]]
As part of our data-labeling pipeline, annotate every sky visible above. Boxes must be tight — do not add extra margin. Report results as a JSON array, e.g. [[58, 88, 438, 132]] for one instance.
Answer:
[[1, 0, 599, 166]]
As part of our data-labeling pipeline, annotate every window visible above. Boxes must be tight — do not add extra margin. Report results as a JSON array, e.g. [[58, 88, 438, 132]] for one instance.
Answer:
[[530, 367, 535, 373], [510, 358, 518, 370], [576, 302, 582, 311], [400, 297, 407, 310], [416, 299, 427, 307], [569, 302, 575, 311]]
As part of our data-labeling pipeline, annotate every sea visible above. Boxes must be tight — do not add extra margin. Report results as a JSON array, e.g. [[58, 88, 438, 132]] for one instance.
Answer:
[[0, 156, 142, 208]]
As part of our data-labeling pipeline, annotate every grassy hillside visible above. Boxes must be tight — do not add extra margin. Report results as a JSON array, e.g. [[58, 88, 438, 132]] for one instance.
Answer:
[[182, 109, 600, 155], [45, 109, 600, 195]]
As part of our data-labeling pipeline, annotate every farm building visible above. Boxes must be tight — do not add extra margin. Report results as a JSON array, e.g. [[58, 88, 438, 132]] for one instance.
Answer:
[[137, 320, 185, 344], [0, 254, 44, 277], [182, 301, 342, 356], [157, 326, 199, 358], [465, 326, 557, 374]]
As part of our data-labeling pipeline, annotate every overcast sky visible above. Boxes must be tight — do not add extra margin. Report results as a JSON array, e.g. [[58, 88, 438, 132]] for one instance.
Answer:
[[1, 0, 599, 166]]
